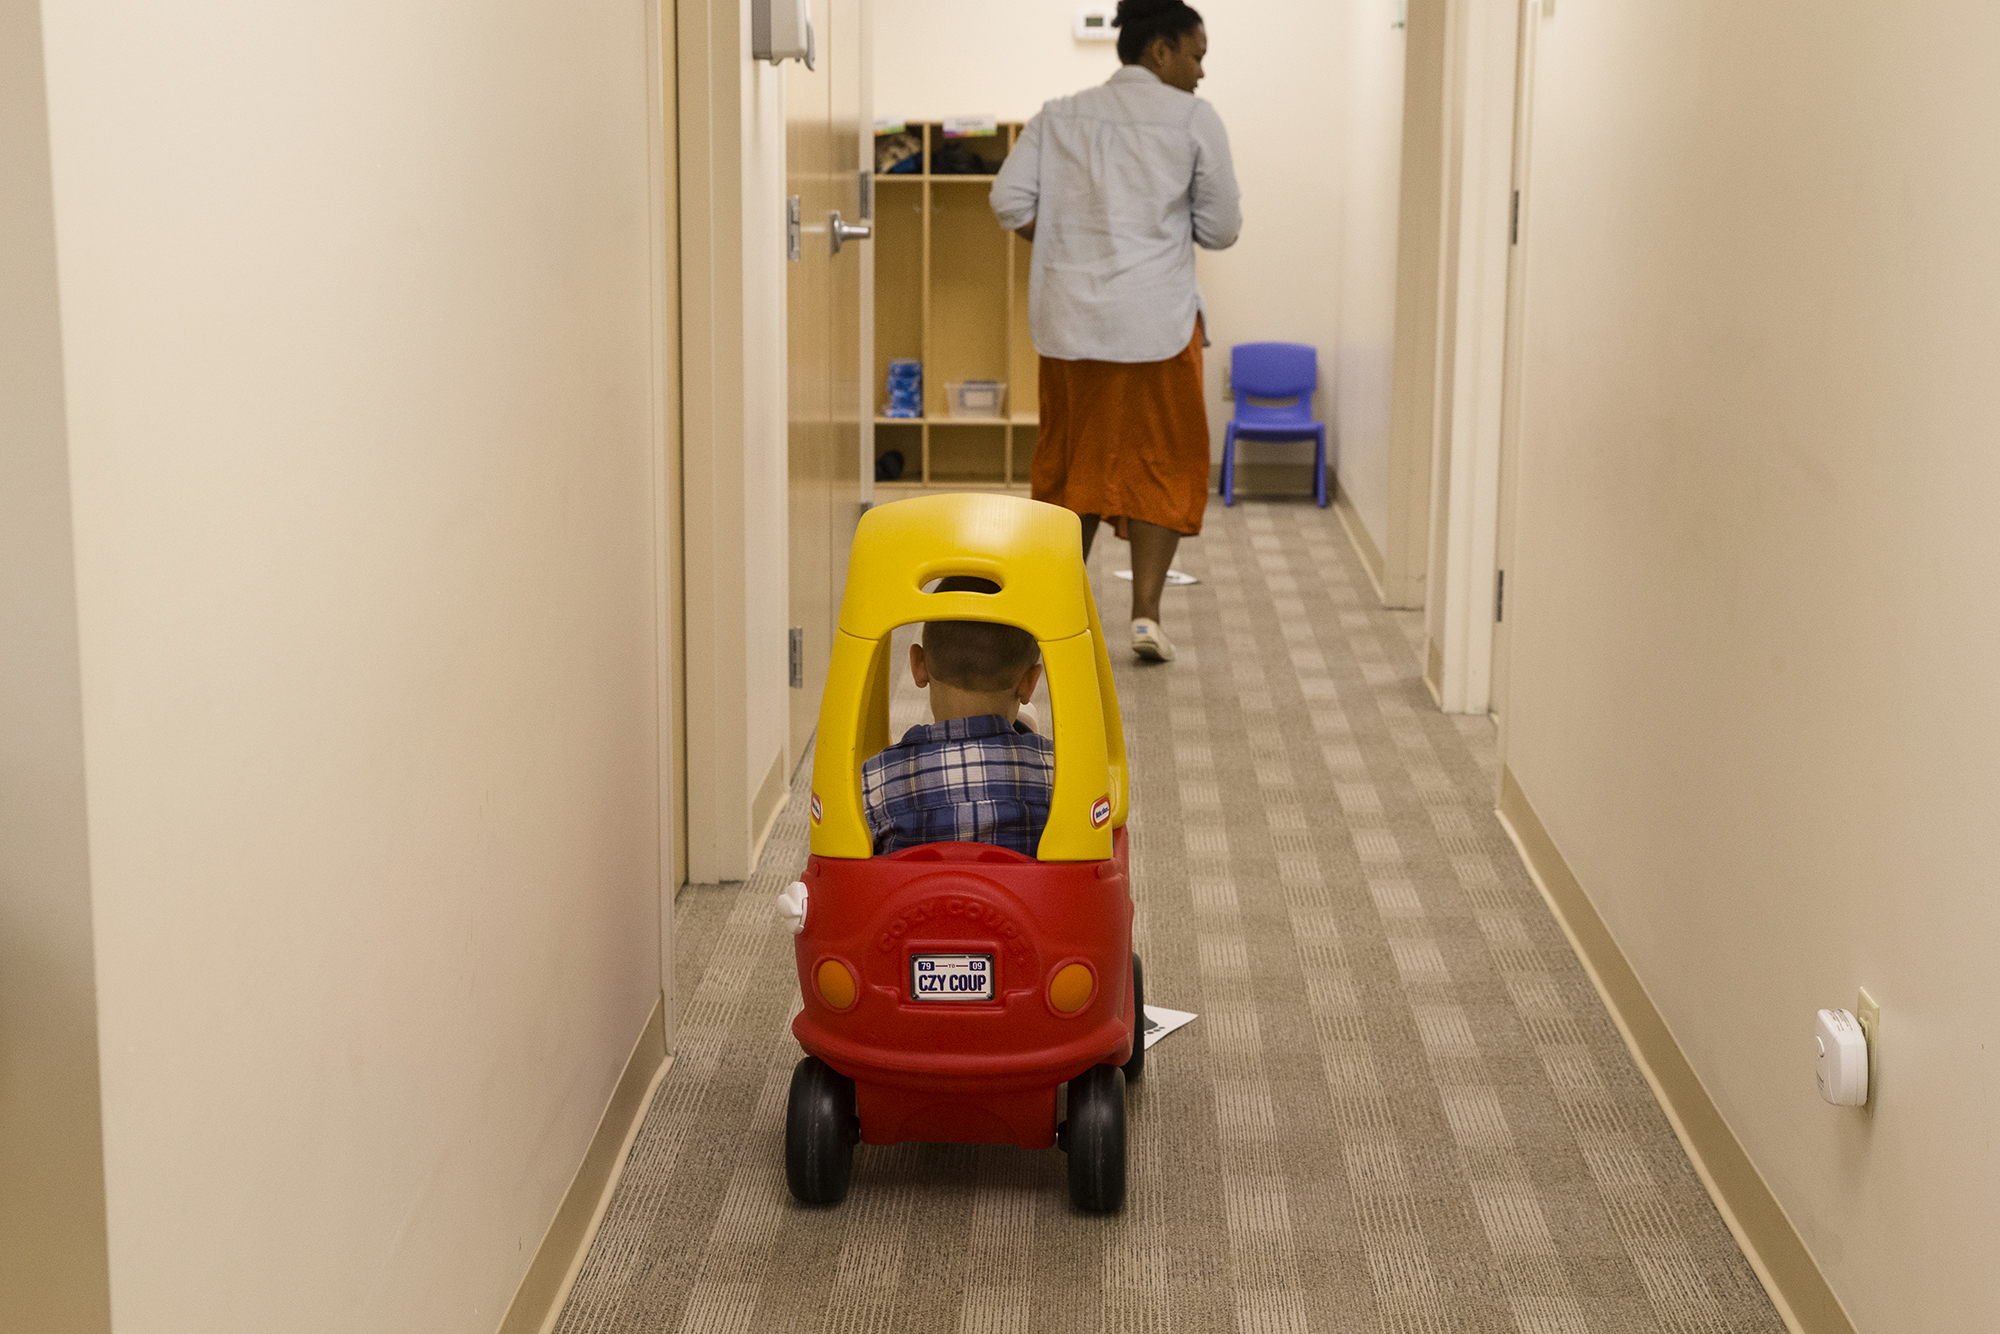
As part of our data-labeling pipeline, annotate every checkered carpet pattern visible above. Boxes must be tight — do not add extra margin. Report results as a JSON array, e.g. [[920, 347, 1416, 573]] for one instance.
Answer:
[[553, 499, 1784, 1334]]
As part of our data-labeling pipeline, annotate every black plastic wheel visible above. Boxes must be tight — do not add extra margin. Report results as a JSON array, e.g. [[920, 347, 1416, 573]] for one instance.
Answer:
[[1063, 1063, 1127, 1212], [785, 1056, 859, 1205], [1122, 954, 1146, 1082]]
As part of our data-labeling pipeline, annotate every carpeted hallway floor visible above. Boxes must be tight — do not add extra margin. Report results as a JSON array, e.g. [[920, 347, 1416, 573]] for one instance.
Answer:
[[553, 498, 1786, 1334]]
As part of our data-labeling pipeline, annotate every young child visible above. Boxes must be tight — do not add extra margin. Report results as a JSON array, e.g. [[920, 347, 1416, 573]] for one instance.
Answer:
[[861, 577, 1055, 856]]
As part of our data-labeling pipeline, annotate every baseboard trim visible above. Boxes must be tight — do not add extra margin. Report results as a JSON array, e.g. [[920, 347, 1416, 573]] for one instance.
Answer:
[[1329, 482, 1388, 603], [1424, 638, 1444, 707], [498, 995, 670, 1334], [1494, 767, 1855, 1334]]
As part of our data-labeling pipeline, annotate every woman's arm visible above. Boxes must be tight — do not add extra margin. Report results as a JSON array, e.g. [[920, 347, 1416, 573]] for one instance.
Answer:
[[1189, 101, 1242, 250], [990, 113, 1043, 238]]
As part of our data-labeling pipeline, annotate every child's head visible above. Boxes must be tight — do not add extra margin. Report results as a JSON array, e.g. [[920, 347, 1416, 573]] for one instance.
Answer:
[[912, 576, 1043, 721]]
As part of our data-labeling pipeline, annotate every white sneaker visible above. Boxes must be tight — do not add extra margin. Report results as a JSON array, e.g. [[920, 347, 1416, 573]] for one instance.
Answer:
[[1131, 619, 1176, 662]]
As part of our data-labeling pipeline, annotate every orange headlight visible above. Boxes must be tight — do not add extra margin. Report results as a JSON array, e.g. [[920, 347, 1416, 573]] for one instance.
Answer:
[[1048, 962, 1095, 1014], [816, 959, 858, 1010]]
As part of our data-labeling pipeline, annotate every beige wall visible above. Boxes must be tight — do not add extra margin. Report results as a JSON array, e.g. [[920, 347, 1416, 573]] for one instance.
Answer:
[[1, 0, 112, 1326], [873, 0, 1408, 485], [872, 0, 1116, 125], [32, 1, 670, 1329], [1187, 2, 1342, 473], [1502, 1, 2000, 1328]]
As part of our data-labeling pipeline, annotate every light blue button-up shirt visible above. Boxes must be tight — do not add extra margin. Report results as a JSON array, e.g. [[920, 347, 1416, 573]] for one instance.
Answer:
[[991, 65, 1242, 364]]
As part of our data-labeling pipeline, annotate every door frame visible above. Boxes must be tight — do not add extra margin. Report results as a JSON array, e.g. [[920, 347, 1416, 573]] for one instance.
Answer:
[[649, 0, 686, 1024], [853, 0, 875, 511], [677, 0, 784, 885], [1490, 0, 1544, 763], [1380, 0, 1451, 612], [675, 0, 865, 884], [1416, 0, 1521, 715], [784, 0, 836, 778], [786, 0, 870, 781]]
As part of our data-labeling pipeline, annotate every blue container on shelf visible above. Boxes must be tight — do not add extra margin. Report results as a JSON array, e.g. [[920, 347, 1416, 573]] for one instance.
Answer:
[[883, 359, 923, 419]]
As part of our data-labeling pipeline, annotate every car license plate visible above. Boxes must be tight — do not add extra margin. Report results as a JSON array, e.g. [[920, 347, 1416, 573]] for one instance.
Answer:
[[910, 953, 995, 1002]]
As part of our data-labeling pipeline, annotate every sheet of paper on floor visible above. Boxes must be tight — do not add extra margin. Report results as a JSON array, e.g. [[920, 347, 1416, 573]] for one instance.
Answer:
[[1141, 1004, 1197, 1049]]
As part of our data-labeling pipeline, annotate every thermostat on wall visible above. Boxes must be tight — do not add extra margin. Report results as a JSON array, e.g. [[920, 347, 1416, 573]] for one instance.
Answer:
[[1075, 6, 1117, 40]]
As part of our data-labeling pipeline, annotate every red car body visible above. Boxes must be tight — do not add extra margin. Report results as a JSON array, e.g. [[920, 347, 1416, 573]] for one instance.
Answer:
[[792, 832, 1136, 1149]]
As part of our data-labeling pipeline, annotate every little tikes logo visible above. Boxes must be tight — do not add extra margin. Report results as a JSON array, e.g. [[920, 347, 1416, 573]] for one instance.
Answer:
[[1090, 795, 1112, 828], [810, 791, 823, 824]]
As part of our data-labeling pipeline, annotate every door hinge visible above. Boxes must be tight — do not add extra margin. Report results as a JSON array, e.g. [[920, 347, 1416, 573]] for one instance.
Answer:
[[859, 170, 874, 221], [1495, 569, 1506, 623], [1510, 190, 1520, 246], [786, 195, 802, 263], [789, 626, 804, 688]]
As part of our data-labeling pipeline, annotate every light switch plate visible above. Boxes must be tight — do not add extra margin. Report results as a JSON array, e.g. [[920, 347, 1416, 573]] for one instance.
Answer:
[[1857, 987, 1880, 1102]]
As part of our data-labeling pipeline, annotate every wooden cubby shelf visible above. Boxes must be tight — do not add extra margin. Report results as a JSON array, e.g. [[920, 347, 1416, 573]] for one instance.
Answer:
[[873, 415, 1039, 427], [871, 122, 1037, 489]]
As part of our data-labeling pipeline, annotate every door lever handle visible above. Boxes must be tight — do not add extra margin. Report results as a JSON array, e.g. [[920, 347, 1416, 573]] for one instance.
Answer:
[[830, 211, 872, 255]]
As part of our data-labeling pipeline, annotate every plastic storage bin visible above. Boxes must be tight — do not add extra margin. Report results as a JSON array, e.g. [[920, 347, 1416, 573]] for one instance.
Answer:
[[945, 380, 1006, 418]]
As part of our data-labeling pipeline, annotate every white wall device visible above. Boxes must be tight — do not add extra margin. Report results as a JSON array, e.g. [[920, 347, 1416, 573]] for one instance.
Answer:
[[1075, 6, 1118, 41], [753, 0, 815, 68], [775, 880, 809, 935], [1815, 1008, 1869, 1106]]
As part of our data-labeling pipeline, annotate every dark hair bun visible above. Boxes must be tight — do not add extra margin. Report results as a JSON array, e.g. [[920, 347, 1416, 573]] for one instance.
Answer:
[[1113, 0, 1188, 25], [1112, 0, 1201, 63]]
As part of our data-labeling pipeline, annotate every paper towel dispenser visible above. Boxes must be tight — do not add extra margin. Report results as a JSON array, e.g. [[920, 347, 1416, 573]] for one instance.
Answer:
[[753, 0, 815, 68]]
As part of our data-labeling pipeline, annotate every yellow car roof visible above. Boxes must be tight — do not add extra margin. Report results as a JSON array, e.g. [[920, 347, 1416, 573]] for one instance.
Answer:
[[809, 493, 1128, 861]]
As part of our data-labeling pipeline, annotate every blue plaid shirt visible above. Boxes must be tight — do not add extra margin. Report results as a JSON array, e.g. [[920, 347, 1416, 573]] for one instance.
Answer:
[[861, 715, 1056, 856]]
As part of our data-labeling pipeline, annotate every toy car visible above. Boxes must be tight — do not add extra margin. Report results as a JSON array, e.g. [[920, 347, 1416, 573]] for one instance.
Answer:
[[783, 493, 1144, 1212]]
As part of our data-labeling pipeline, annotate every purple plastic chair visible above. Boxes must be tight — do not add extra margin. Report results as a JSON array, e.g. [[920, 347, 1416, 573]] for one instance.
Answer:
[[1220, 343, 1327, 507]]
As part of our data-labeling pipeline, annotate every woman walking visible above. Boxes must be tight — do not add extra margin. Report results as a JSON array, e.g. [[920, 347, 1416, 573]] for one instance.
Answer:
[[990, 0, 1240, 662]]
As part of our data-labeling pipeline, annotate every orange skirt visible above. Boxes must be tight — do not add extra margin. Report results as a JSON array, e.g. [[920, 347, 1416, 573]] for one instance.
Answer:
[[1032, 322, 1210, 538]]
